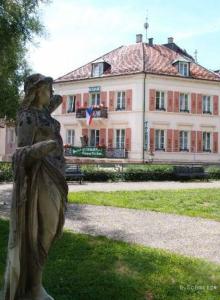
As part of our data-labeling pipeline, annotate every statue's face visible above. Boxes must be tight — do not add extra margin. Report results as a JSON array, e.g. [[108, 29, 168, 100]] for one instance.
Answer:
[[37, 83, 51, 107]]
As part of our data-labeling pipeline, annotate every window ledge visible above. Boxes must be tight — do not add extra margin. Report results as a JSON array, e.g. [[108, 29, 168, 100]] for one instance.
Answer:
[[115, 108, 126, 111], [179, 149, 189, 152], [202, 111, 212, 115], [180, 110, 190, 113], [156, 108, 166, 111]]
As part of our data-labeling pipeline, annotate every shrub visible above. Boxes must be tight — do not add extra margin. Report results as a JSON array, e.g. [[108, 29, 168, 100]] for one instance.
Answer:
[[123, 165, 175, 181], [206, 166, 220, 179], [0, 162, 13, 182]]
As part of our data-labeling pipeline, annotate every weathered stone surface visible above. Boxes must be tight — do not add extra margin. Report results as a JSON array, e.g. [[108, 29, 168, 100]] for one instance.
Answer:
[[3, 74, 68, 300]]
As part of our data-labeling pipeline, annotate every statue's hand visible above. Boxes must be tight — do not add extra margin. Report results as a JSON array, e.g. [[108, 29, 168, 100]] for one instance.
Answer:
[[29, 140, 57, 160], [48, 95, 63, 112]]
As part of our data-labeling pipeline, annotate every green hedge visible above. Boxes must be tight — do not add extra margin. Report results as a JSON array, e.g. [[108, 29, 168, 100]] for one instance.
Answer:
[[0, 162, 13, 182], [2, 162, 220, 182], [206, 166, 220, 179]]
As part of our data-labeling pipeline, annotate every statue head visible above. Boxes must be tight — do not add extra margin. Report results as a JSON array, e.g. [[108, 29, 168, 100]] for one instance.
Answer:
[[21, 73, 53, 109]]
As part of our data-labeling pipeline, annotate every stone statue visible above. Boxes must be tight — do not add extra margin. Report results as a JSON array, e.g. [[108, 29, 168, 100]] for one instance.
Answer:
[[3, 74, 68, 300]]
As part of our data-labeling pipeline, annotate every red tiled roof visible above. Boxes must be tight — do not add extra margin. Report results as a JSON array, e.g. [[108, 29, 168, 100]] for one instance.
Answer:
[[55, 43, 220, 83]]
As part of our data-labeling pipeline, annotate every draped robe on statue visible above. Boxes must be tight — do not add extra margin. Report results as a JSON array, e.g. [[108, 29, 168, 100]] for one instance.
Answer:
[[4, 97, 68, 300]]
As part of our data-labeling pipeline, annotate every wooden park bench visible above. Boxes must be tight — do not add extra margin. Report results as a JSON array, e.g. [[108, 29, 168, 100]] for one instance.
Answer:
[[65, 164, 85, 184], [173, 165, 209, 180]]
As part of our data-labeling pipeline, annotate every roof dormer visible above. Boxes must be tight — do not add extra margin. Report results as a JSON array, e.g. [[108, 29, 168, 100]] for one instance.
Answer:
[[172, 57, 191, 77], [91, 59, 111, 77]]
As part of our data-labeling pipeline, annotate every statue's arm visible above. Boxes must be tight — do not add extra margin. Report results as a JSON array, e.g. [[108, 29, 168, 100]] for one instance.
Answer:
[[48, 95, 63, 113]]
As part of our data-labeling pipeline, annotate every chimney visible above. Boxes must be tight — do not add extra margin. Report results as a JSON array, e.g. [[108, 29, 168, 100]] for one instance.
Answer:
[[148, 37, 153, 46], [136, 34, 143, 43], [168, 37, 174, 44]]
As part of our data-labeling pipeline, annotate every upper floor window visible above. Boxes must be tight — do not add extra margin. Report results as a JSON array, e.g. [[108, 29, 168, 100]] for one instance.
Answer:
[[116, 91, 125, 110], [202, 95, 212, 114], [155, 129, 165, 150], [179, 93, 189, 112], [178, 62, 189, 76], [203, 132, 211, 152], [66, 129, 75, 146], [116, 129, 125, 149], [156, 91, 165, 111], [90, 129, 99, 147], [67, 95, 76, 113], [90, 93, 100, 106], [179, 131, 189, 151]]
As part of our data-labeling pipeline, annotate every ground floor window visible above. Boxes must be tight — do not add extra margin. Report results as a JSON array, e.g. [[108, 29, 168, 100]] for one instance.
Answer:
[[179, 131, 189, 151], [7, 128, 16, 143], [66, 129, 75, 145], [116, 129, 125, 149], [90, 129, 100, 147], [155, 129, 165, 150], [203, 132, 211, 151]]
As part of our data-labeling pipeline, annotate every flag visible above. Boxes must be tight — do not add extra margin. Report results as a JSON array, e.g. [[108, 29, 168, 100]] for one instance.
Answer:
[[86, 106, 94, 125]]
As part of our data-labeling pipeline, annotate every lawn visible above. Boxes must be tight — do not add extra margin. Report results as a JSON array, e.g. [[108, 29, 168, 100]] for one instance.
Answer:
[[0, 219, 220, 300], [68, 188, 220, 221]]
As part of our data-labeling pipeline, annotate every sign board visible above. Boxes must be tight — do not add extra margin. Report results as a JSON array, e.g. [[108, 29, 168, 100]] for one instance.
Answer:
[[65, 146, 105, 158], [89, 86, 101, 93]]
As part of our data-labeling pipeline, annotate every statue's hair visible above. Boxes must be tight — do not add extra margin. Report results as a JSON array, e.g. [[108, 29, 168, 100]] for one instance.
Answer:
[[20, 82, 52, 109]]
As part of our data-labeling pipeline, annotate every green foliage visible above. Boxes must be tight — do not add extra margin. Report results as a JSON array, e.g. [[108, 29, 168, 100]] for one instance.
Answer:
[[206, 166, 220, 179], [0, 0, 49, 119], [2, 163, 220, 182], [0, 162, 13, 181], [1, 219, 220, 299]]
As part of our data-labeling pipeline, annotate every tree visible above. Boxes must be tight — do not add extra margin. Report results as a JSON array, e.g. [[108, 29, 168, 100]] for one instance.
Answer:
[[0, 0, 49, 119]]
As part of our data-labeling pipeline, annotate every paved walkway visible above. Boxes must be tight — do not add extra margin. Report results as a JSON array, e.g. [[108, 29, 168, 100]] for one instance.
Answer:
[[67, 180, 220, 192], [1, 182, 220, 264], [2, 180, 220, 194]]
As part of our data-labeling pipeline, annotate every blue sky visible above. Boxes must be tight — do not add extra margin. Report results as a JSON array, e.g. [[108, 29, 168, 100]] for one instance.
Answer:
[[28, 0, 220, 79]]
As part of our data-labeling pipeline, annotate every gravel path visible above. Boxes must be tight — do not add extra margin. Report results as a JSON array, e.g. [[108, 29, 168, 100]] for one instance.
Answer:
[[68, 180, 220, 192], [1, 182, 220, 264], [2, 180, 220, 193]]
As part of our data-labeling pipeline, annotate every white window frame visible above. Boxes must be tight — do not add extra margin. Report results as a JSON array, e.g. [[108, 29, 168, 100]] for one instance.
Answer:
[[90, 93, 100, 106], [179, 62, 189, 76], [90, 129, 100, 147], [179, 93, 189, 112], [115, 129, 125, 149], [179, 131, 189, 151], [67, 95, 76, 113], [156, 91, 166, 111], [202, 132, 211, 152], [155, 129, 165, 151], [66, 129, 75, 146], [202, 95, 212, 114], [116, 91, 125, 110], [92, 63, 104, 77]]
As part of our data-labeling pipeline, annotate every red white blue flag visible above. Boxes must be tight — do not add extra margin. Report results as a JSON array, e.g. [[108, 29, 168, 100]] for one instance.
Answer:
[[86, 107, 94, 125]]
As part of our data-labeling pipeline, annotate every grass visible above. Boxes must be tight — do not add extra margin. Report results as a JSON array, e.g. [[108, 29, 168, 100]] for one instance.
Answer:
[[68, 188, 220, 222], [0, 219, 220, 300]]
